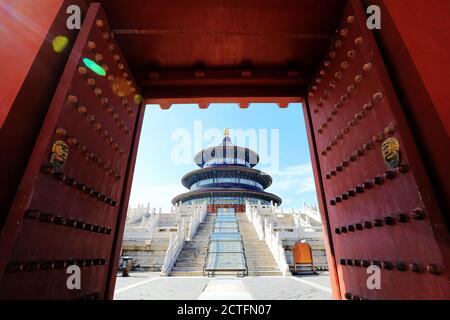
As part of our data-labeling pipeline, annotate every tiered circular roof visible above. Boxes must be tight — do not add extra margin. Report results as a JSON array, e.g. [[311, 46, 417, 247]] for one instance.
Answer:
[[181, 166, 272, 189], [172, 188, 282, 205], [193, 135, 259, 168], [172, 129, 281, 205]]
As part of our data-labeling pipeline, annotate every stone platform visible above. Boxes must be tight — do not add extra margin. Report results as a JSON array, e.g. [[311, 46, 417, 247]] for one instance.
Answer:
[[114, 272, 332, 300]]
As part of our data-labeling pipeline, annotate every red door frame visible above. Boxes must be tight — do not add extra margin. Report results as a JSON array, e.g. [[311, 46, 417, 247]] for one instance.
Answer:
[[105, 102, 146, 299]]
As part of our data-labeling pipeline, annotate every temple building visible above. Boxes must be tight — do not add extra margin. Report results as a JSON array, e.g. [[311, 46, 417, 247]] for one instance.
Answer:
[[172, 129, 281, 213], [121, 130, 327, 276]]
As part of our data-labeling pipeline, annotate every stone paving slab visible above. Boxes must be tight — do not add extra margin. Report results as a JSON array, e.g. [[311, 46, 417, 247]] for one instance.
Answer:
[[115, 276, 209, 300], [198, 279, 253, 300], [293, 272, 333, 290], [242, 276, 332, 300], [114, 272, 332, 300], [114, 272, 160, 291]]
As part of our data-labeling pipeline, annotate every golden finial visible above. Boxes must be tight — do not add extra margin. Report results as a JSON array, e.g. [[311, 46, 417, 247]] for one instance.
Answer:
[[224, 128, 230, 136]]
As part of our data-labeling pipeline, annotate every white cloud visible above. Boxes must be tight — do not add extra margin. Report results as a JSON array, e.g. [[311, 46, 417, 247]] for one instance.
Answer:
[[128, 182, 186, 211], [267, 162, 317, 198], [128, 162, 318, 212], [270, 163, 313, 176]]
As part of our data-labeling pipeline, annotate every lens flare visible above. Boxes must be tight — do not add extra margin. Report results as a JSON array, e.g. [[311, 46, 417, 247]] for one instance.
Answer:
[[133, 94, 143, 104], [52, 36, 69, 53], [111, 77, 133, 97], [82, 58, 106, 76]]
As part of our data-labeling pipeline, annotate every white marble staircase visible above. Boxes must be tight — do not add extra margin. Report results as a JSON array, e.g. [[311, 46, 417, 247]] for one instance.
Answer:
[[237, 214, 283, 276], [170, 212, 282, 277], [170, 213, 215, 276]]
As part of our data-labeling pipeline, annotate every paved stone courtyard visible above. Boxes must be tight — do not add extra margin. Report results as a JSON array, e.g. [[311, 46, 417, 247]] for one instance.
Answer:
[[114, 272, 332, 300]]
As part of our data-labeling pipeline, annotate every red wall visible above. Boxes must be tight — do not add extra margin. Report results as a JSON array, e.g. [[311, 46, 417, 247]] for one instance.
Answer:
[[0, 0, 63, 127]]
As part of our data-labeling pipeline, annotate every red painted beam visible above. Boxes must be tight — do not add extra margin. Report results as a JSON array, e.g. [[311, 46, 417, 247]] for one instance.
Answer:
[[145, 96, 303, 110], [142, 86, 305, 100]]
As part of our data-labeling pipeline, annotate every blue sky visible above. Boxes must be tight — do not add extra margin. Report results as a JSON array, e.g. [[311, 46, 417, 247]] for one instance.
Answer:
[[128, 103, 318, 211]]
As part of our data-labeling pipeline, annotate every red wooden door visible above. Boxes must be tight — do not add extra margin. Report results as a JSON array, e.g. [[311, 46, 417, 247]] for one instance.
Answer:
[[0, 4, 144, 299], [305, 0, 450, 300]]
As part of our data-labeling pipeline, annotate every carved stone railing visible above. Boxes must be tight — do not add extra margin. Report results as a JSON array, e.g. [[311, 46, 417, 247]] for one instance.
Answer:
[[245, 202, 290, 276], [263, 218, 291, 276], [187, 203, 208, 241], [245, 203, 264, 240], [160, 202, 207, 276]]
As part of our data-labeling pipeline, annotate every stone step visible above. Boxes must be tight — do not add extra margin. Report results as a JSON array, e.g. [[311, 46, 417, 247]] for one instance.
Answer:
[[172, 266, 203, 272], [180, 247, 207, 251], [245, 251, 273, 256], [178, 252, 206, 256], [245, 255, 275, 259], [174, 262, 204, 267], [245, 249, 274, 254], [180, 246, 207, 251], [167, 212, 285, 277], [178, 254, 207, 258], [185, 240, 210, 244], [174, 266, 204, 270], [248, 265, 279, 270], [180, 245, 208, 250], [177, 256, 206, 261], [246, 261, 277, 265], [121, 250, 167, 256], [247, 271, 283, 276], [244, 251, 273, 256], [178, 254, 207, 259], [178, 253, 207, 257], [181, 245, 208, 250], [175, 258, 206, 263], [245, 257, 276, 261], [170, 271, 204, 276], [247, 265, 280, 270], [183, 243, 209, 247], [244, 246, 273, 251]]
